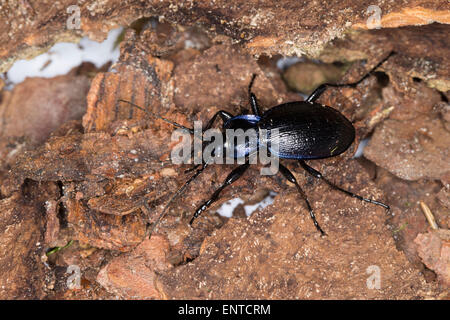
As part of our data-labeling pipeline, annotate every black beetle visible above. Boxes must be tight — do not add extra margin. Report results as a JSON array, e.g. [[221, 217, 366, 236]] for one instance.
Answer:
[[120, 51, 393, 236]]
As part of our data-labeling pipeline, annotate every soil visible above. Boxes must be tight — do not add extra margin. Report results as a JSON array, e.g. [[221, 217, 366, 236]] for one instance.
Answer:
[[0, 1, 448, 300]]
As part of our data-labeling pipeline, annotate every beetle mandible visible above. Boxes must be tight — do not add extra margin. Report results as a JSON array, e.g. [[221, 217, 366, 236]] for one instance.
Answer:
[[120, 51, 393, 236]]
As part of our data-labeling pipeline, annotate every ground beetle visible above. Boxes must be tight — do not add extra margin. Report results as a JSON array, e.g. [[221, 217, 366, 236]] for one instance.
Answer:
[[120, 51, 393, 236]]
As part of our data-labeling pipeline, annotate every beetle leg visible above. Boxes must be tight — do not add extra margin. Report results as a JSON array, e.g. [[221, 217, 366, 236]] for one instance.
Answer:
[[182, 110, 232, 172], [148, 162, 210, 238], [279, 163, 326, 236], [299, 160, 390, 210], [203, 110, 233, 131], [184, 164, 201, 174], [248, 74, 261, 116], [306, 51, 396, 103], [189, 162, 249, 225]]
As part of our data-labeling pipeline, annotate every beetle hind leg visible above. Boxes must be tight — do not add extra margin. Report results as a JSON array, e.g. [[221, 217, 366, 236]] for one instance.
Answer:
[[306, 51, 396, 103], [299, 160, 390, 210]]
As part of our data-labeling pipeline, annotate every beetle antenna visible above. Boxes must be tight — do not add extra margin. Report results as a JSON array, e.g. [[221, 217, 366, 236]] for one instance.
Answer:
[[118, 99, 194, 134]]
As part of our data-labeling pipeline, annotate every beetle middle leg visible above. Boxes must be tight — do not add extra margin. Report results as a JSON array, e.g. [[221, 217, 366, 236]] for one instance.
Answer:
[[189, 162, 250, 225], [299, 160, 390, 210], [278, 163, 326, 235]]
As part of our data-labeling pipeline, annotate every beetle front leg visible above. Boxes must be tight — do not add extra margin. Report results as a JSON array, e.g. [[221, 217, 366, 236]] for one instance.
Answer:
[[279, 163, 326, 236], [299, 160, 390, 210], [184, 110, 232, 172], [203, 110, 233, 131], [248, 74, 261, 116], [189, 162, 249, 225]]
